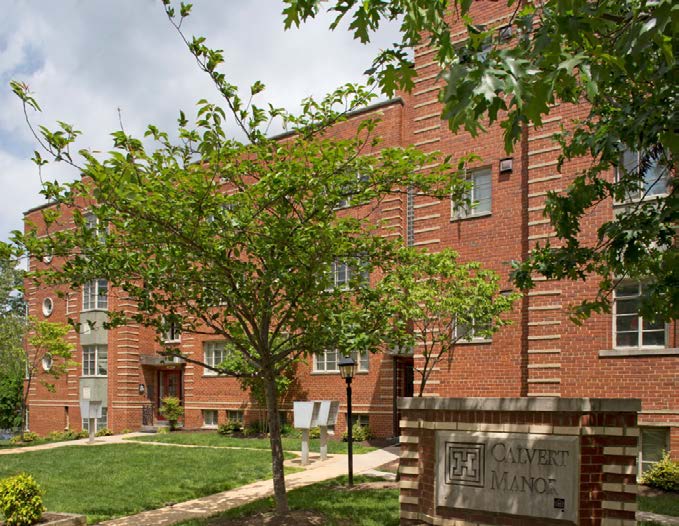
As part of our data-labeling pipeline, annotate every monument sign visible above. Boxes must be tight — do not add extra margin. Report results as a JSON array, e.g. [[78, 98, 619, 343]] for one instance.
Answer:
[[436, 431, 580, 523]]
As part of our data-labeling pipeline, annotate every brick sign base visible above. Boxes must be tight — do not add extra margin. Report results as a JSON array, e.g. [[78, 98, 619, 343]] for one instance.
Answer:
[[398, 398, 639, 526]]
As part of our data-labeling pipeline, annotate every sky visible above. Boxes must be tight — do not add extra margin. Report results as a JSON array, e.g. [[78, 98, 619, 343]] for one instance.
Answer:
[[0, 0, 401, 245]]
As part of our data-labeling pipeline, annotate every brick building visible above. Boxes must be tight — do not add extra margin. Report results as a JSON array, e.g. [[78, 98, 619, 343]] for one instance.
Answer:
[[23, 3, 676, 476]]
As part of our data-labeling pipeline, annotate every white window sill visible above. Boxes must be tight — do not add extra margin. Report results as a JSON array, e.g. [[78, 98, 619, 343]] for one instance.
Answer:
[[599, 348, 679, 358], [310, 370, 370, 376], [202, 424, 218, 430], [450, 211, 492, 223], [81, 308, 108, 313], [455, 339, 492, 345]]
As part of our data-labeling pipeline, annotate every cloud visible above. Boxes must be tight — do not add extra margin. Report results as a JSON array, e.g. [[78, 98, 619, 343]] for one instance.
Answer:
[[0, 0, 402, 243]]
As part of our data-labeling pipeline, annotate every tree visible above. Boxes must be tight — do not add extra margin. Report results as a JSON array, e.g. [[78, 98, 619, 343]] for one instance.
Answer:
[[0, 255, 25, 431], [20, 320, 75, 440], [381, 249, 518, 396], [283, 0, 678, 322], [8, 2, 470, 513]]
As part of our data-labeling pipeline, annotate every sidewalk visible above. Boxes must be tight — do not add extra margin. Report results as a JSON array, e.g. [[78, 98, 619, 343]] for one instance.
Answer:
[[98, 446, 399, 526], [0, 432, 149, 455]]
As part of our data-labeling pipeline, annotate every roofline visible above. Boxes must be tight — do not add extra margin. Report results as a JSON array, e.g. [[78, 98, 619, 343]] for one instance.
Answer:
[[24, 200, 58, 216], [268, 97, 405, 142], [22, 97, 406, 216]]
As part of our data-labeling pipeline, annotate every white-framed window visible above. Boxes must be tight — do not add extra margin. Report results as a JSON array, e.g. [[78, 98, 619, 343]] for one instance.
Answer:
[[42, 297, 54, 317], [452, 167, 492, 219], [24, 407, 29, 432], [202, 409, 218, 428], [227, 410, 244, 423], [163, 319, 181, 344], [82, 279, 108, 311], [613, 283, 666, 349], [327, 259, 369, 290], [616, 149, 670, 202], [348, 413, 369, 427], [204, 341, 228, 376], [454, 317, 492, 343], [82, 345, 108, 377], [84, 211, 107, 241], [639, 427, 670, 476], [335, 172, 370, 209], [82, 407, 108, 432], [313, 350, 369, 373]]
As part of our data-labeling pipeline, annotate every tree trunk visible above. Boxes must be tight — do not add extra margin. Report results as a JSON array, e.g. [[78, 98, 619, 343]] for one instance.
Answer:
[[263, 370, 289, 514]]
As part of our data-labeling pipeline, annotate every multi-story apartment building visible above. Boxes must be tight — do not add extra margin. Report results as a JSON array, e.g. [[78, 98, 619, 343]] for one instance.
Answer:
[[23, 2, 676, 475]]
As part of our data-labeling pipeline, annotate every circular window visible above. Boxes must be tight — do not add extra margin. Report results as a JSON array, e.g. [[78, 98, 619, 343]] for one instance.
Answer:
[[42, 297, 54, 317], [41, 354, 53, 372]]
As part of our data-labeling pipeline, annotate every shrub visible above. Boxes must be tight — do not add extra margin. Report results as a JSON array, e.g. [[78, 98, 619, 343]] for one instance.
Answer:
[[95, 428, 113, 437], [0, 473, 45, 526], [641, 452, 679, 492], [47, 430, 77, 442], [157, 427, 170, 435], [342, 423, 373, 442], [308, 426, 320, 439], [280, 423, 299, 437], [218, 420, 242, 436], [121, 428, 132, 434], [76, 430, 89, 439], [246, 420, 267, 435], [159, 397, 184, 431], [9, 433, 40, 445]]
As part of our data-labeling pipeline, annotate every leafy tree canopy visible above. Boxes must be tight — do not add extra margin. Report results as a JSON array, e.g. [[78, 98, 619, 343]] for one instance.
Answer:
[[283, 0, 678, 322], [7, 1, 474, 511]]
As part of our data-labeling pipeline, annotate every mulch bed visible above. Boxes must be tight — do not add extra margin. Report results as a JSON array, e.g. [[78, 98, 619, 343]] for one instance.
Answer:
[[206, 510, 332, 526]]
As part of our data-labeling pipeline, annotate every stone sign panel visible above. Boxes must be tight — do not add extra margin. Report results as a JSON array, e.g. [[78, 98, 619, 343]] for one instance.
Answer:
[[436, 431, 580, 523]]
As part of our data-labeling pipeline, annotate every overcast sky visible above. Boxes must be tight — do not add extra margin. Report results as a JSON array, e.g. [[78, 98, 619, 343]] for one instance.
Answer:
[[0, 0, 401, 244]]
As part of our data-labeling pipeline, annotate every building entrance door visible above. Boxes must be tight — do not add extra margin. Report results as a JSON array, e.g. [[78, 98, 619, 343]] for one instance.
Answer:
[[157, 370, 182, 420]]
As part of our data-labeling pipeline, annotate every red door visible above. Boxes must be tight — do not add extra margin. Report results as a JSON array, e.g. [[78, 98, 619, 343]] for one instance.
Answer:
[[157, 370, 182, 420]]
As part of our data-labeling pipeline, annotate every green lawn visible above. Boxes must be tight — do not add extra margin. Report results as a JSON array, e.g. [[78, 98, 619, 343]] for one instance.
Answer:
[[177, 476, 399, 526], [128, 431, 377, 454], [639, 492, 679, 517], [0, 443, 297, 524]]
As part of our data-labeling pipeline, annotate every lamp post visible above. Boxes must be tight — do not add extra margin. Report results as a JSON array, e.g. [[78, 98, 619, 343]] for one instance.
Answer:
[[338, 355, 357, 487]]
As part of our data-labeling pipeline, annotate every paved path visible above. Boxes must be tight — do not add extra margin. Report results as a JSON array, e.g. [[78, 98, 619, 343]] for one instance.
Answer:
[[98, 446, 399, 526], [637, 511, 679, 525], [0, 432, 149, 455]]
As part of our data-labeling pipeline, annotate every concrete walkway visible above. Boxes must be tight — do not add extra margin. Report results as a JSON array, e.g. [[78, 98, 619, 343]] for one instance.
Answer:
[[637, 511, 679, 525], [98, 446, 399, 526], [0, 432, 149, 455]]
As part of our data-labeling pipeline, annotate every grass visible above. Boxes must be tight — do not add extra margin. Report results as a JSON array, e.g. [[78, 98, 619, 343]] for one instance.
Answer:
[[176, 476, 399, 526], [0, 443, 298, 524], [128, 431, 377, 454], [639, 492, 679, 517]]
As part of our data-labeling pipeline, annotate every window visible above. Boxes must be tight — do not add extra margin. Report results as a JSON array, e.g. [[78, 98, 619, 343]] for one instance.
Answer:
[[42, 297, 54, 317], [616, 149, 670, 201], [82, 279, 108, 311], [613, 283, 666, 348], [82, 345, 108, 376], [639, 427, 669, 476], [348, 414, 369, 427], [335, 172, 370, 209], [313, 350, 369, 373], [327, 259, 370, 290], [163, 319, 181, 343], [84, 212, 107, 240], [454, 317, 491, 343], [82, 407, 108, 433], [227, 410, 244, 423], [24, 407, 29, 432], [204, 341, 228, 376], [452, 167, 492, 219], [203, 410, 218, 428]]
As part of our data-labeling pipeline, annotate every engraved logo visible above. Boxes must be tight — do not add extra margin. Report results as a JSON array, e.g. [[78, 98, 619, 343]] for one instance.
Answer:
[[445, 442, 485, 487]]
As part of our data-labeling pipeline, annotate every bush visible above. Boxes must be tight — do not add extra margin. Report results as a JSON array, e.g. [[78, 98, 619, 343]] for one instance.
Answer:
[[46, 430, 77, 442], [76, 430, 89, 439], [218, 420, 242, 436], [159, 397, 184, 431], [641, 452, 679, 492], [9, 433, 40, 445], [280, 423, 299, 437], [246, 420, 267, 435], [0, 473, 45, 526], [342, 423, 373, 442], [157, 426, 170, 435], [121, 428, 132, 434], [308, 427, 320, 439], [95, 428, 113, 437]]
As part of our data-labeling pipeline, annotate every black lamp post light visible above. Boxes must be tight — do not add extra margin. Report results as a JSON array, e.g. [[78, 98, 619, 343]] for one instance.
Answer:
[[338, 355, 357, 487]]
